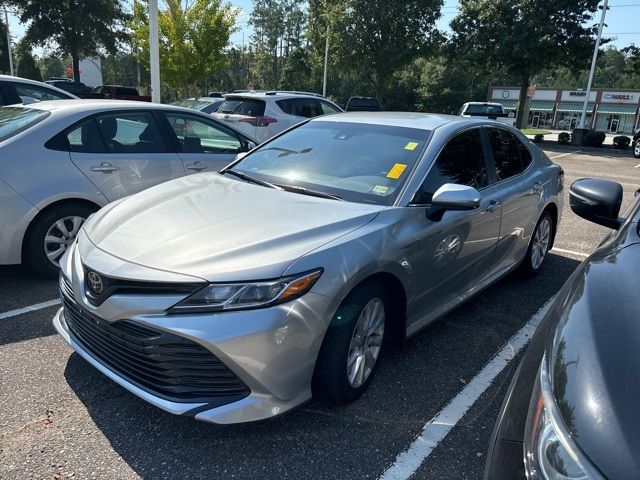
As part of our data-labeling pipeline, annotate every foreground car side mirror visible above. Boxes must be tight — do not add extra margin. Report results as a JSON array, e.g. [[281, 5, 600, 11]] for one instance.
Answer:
[[427, 183, 481, 221], [570, 178, 623, 229]]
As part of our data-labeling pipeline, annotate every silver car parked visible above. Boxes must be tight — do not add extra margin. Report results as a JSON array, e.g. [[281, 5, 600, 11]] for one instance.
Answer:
[[0, 100, 257, 276], [54, 112, 564, 424]]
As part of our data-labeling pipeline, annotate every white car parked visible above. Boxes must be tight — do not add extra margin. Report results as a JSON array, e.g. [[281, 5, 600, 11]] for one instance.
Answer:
[[0, 99, 257, 276], [212, 91, 343, 142]]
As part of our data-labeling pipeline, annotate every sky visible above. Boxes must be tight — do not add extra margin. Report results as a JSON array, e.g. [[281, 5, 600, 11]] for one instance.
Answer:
[[4, 1, 640, 56]]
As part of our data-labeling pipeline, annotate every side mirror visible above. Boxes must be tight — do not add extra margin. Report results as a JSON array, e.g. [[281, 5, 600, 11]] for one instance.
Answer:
[[570, 178, 622, 229], [427, 184, 481, 221]]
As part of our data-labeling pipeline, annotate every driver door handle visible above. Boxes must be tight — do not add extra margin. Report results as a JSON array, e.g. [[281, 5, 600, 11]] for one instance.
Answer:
[[90, 162, 120, 173], [186, 162, 207, 172], [486, 199, 501, 212]]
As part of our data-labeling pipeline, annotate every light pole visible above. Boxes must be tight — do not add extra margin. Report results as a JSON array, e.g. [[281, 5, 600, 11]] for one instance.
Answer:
[[149, 0, 161, 103], [322, 22, 329, 97], [578, 0, 608, 129], [3, 7, 14, 76]]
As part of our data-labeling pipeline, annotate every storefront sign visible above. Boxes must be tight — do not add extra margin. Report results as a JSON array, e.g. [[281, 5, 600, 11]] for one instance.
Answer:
[[491, 89, 520, 100], [601, 92, 637, 104], [561, 90, 597, 102]]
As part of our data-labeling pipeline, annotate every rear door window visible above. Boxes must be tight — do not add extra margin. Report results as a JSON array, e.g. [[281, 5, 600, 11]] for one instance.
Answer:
[[487, 128, 532, 181], [94, 112, 166, 153], [415, 128, 488, 204], [163, 113, 242, 153], [66, 119, 106, 153], [14, 84, 72, 101], [319, 100, 341, 114]]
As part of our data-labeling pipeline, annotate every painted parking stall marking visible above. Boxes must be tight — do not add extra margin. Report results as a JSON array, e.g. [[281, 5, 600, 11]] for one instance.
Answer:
[[378, 297, 556, 480], [0, 298, 60, 321]]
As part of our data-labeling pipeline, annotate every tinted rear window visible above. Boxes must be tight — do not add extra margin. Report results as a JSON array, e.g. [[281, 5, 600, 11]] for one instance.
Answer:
[[115, 87, 139, 96], [0, 107, 50, 142], [463, 104, 504, 115], [347, 98, 381, 110], [218, 97, 266, 116]]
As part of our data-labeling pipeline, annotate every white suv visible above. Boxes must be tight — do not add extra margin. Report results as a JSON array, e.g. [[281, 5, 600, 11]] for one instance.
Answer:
[[213, 91, 343, 142]]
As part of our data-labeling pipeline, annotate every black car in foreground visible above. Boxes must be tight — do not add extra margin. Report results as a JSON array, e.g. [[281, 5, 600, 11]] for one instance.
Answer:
[[485, 178, 640, 479]]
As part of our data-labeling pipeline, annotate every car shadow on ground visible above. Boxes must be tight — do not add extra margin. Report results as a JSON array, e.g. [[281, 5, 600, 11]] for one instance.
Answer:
[[62, 253, 580, 480]]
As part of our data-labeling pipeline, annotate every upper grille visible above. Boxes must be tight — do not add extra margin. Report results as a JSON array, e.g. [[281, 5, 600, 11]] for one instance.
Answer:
[[60, 282, 250, 404]]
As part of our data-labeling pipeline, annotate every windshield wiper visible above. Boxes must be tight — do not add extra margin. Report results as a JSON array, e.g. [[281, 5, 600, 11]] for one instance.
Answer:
[[220, 170, 281, 189], [275, 184, 343, 201]]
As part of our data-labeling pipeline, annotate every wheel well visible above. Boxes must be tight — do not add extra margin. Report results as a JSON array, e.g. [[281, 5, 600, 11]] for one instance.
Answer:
[[543, 203, 558, 249], [350, 272, 408, 348], [21, 198, 101, 260]]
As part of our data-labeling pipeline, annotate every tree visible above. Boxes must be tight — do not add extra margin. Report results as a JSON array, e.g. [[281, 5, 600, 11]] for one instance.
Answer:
[[38, 53, 66, 80], [451, 0, 601, 128], [131, 0, 236, 98], [0, 15, 11, 74], [308, 0, 443, 103], [15, 39, 41, 81], [13, 0, 128, 82]]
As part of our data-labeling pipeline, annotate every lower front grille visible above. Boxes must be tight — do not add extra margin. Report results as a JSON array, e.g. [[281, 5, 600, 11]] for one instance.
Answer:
[[60, 287, 250, 404]]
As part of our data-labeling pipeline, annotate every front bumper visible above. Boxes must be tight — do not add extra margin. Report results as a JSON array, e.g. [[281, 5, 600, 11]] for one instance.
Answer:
[[54, 236, 340, 424]]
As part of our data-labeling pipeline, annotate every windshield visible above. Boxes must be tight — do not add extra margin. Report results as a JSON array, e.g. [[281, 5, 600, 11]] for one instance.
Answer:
[[230, 121, 430, 205], [0, 107, 50, 143]]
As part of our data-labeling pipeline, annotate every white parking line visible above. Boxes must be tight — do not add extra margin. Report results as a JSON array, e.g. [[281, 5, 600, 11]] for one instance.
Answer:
[[548, 150, 581, 159], [635, 163, 640, 168], [378, 297, 556, 480], [551, 247, 589, 258], [0, 299, 61, 321]]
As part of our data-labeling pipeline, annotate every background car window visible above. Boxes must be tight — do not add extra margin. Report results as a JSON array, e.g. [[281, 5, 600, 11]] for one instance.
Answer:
[[415, 128, 488, 204], [293, 98, 323, 118], [115, 87, 139, 96], [319, 100, 341, 115], [14, 84, 70, 101], [487, 128, 532, 181], [66, 119, 106, 153], [94, 112, 166, 154], [218, 97, 266, 117], [165, 114, 242, 153]]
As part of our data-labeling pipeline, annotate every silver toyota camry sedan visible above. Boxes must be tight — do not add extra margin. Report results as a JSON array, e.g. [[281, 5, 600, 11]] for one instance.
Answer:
[[54, 112, 564, 424]]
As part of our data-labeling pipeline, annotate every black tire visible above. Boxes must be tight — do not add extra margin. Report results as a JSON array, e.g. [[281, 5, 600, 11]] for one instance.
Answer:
[[633, 139, 640, 159], [520, 211, 554, 277], [24, 203, 95, 277], [313, 283, 388, 404]]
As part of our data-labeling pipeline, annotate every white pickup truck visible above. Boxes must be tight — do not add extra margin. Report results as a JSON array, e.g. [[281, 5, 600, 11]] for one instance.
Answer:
[[458, 102, 516, 127]]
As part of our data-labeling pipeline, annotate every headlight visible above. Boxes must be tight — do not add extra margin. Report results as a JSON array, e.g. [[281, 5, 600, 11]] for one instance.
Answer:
[[524, 355, 604, 480], [168, 269, 323, 313]]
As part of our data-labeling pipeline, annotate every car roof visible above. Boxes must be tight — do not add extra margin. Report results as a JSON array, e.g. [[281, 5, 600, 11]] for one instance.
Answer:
[[13, 98, 215, 114], [308, 111, 498, 130], [0, 74, 79, 98], [464, 102, 503, 106]]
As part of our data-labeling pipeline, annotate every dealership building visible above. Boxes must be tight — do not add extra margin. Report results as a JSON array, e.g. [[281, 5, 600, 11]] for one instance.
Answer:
[[488, 86, 640, 134]]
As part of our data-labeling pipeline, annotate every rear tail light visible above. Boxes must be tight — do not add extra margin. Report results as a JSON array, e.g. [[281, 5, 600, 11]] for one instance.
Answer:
[[240, 116, 278, 127]]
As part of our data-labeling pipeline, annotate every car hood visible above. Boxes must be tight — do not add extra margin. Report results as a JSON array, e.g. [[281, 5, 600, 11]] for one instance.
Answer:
[[83, 173, 383, 281], [549, 234, 640, 479]]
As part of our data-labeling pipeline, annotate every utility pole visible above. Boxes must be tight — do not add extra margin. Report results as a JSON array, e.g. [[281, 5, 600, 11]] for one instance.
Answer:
[[322, 23, 329, 97], [3, 7, 14, 76], [149, 0, 161, 103], [578, 0, 608, 129]]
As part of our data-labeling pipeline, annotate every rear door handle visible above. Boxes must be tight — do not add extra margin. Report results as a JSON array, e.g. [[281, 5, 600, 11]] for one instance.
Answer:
[[486, 199, 501, 212], [90, 162, 120, 173], [533, 182, 543, 193], [186, 162, 207, 172]]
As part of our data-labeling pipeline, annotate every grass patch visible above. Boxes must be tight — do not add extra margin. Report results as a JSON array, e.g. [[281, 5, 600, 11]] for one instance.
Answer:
[[521, 128, 552, 135]]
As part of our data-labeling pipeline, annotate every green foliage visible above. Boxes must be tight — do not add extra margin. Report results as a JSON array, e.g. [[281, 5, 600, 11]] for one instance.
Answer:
[[15, 40, 42, 81], [451, 0, 600, 128], [13, 0, 129, 82], [130, 0, 236, 98], [38, 54, 66, 80], [613, 135, 631, 149], [101, 52, 146, 88], [533, 134, 544, 143], [0, 17, 10, 74], [584, 131, 606, 147], [558, 132, 571, 145]]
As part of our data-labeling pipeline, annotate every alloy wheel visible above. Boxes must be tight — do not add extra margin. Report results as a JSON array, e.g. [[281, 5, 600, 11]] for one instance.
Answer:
[[635, 141, 640, 158], [531, 217, 551, 270], [347, 298, 385, 388], [44, 216, 85, 266]]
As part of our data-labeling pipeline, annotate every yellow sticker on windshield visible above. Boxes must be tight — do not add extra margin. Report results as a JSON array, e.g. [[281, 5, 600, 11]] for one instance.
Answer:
[[404, 141, 419, 151], [387, 163, 407, 179]]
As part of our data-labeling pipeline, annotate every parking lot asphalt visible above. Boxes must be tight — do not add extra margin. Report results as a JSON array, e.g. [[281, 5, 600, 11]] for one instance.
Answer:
[[1, 146, 638, 480]]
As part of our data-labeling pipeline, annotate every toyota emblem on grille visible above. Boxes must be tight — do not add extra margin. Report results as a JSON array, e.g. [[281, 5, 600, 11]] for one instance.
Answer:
[[87, 271, 104, 295]]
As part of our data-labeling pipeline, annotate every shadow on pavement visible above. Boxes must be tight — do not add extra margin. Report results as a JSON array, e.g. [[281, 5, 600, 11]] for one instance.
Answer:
[[62, 253, 580, 480]]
